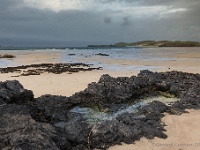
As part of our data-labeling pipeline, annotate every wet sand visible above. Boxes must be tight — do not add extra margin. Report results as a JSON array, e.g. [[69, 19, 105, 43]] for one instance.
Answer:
[[0, 48, 200, 150]]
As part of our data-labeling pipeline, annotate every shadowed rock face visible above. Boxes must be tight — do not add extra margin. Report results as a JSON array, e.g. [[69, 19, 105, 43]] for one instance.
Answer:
[[0, 105, 61, 150], [0, 80, 34, 104], [0, 70, 200, 149]]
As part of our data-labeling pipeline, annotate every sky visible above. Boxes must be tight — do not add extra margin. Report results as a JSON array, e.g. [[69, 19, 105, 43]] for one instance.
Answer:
[[0, 0, 200, 47]]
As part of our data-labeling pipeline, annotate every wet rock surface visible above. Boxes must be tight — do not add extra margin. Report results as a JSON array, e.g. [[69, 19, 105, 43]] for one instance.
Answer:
[[0, 54, 15, 58], [0, 63, 103, 76], [0, 70, 200, 149], [95, 53, 109, 56]]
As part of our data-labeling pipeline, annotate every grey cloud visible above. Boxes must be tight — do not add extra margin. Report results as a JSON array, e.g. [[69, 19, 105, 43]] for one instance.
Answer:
[[121, 17, 130, 26], [0, 0, 20, 8], [0, 0, 200, 47], [104, 17, 112, 24]]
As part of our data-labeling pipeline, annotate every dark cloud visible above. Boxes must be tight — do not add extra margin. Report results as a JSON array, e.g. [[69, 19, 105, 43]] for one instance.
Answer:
[[0, 0, 20, 9], [121, 17, 130, 26], [0, 0, 200, 47], [104, 17, 112, 24]]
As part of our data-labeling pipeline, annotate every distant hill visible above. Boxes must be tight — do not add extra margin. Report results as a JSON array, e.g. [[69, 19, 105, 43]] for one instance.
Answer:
[[114, 40, 200, 47], [88, 41, 200, 48]]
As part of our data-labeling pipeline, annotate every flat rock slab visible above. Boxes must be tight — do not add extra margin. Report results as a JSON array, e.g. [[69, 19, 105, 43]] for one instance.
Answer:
[[0, 63, 103, 76]]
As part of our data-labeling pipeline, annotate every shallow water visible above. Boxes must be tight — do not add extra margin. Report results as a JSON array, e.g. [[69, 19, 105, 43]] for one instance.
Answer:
[[0, 47, 199, 71], [70, 95, 180, 124], [0, 59, 18, 68]]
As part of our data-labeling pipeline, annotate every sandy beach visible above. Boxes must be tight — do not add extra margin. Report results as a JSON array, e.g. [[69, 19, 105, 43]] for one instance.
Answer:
[[1, 48, 200, 97], [0, 47, 200, 150]]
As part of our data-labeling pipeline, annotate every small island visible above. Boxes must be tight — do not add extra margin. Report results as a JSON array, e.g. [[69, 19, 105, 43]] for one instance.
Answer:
[[88, 40, 200, 48]]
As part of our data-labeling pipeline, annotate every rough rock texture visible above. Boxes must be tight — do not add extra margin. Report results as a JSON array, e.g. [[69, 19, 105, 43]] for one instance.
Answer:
[[95, 53, 109, 56], [0, 80, 34, 104], [0, 105, 62, 150], [0, 63, 103, 76], [35, 95, 77, 123], [0, 70, 200, 149]]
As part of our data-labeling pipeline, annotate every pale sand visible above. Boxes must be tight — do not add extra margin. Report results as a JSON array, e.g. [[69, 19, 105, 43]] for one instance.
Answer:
[[0, 70, 138, 98], [0, 50, 63, 65], [0, 49, 200, 150]]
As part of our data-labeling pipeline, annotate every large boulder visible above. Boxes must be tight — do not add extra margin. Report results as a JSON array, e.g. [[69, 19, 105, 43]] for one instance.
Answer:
[[0, 104, 70, 150], [0, 80, 34, 104]]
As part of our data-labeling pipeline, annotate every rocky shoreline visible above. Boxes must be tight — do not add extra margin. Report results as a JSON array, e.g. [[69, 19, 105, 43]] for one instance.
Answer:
[[0, 63, 103, 77], [0, 70, 200, 149]]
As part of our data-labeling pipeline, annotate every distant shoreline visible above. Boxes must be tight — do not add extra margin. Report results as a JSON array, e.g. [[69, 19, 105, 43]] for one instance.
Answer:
[[1, 40, 200, 49], [87, 40, 200, 48]]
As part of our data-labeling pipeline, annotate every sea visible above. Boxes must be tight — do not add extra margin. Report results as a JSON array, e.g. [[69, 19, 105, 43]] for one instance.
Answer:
[[0, 47, 199, 71]]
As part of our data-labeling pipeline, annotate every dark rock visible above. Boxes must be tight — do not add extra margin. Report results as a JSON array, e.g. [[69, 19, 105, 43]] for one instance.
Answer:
[[0, 54, 15, 58], [0, 80, 34, 104], [138, 101, 169, 115], [71, 74, 141, 108], [95, 53, 109, 56], [35, 95, 78, 123], [0, 104, 70, 150], [1, 70, 200, 149], [63, 113, 92, 144], [0, 63, 103, 76]]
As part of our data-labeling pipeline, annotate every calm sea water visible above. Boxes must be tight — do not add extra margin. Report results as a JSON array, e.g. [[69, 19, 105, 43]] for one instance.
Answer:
[[0, 47, 199, 71]]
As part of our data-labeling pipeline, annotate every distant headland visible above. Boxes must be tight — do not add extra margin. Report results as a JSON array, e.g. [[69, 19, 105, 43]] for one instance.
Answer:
[[87, 40, 200, 48]]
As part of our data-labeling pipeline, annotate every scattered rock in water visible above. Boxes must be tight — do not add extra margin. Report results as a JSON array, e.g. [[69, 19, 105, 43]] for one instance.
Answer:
[[0, 54, 15, 58], [0, 63, 103, 77], [95, 53, 109, 56], [0, 70, 200, 149]]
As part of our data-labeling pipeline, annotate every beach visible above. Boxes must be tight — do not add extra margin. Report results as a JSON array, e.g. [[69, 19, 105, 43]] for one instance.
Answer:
[[0, 47, 200, 97], [0, 47, 200, 149]]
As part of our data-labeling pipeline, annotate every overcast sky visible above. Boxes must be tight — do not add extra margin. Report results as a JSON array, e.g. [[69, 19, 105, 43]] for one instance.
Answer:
[[0, 0, 200, 47]]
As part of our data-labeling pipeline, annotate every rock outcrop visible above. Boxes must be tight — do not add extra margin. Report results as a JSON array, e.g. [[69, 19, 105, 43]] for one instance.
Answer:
[[0, 63, 103, 76], [0, 70, 200, 149]]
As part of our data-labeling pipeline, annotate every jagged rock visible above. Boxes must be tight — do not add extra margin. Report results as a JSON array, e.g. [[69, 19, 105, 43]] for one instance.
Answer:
[[90, 112, 166, 149], [95, 53, 109, 56], [0, 80, 34, 104], [0, 104, 70, 150], [71, 74, 146, 107], [35, 95, 73, 123], [0, 63, 103, 76], [62, 113, 92, 145], [1, 70, 200, 149], [90, 120, 140, 149]]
